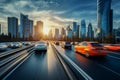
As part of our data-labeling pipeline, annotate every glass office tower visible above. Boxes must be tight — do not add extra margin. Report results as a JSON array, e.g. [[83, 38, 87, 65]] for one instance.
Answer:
[[97, 0, 112, 37]]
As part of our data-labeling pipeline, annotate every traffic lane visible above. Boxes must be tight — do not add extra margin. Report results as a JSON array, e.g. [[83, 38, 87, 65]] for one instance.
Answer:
[[0, 48, 13, 53], [69, 45, 120, 74], [107, 51, 120, 58], [0, 44, 30, 54], [5, 45, 68, 80], [56, 46, 120, 80]]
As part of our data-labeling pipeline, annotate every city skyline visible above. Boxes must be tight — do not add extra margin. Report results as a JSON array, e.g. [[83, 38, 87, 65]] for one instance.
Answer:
[[0, 0, 120, 34]]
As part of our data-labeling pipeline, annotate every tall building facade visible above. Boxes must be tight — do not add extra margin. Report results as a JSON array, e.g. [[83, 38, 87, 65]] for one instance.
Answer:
[[54, 28, 59, 39], [34, 21, 43, 40], [66, 26, 73, 38], [97, 0, 112, 37], [87, 23, 94, 38], [20, 13, 29, 38], [80, 20, 86, 38], [8, 17, 18, 38], [0, 24, 1, 34], [37, 21, 43, 36], [61, 27, 66, 38], [109, 9, 113, 35], [73, 22, 77, 32], [20, 13, 33, 39], [77, 25, 80, 38], [73, 22, 77, 37], [29, 20, 33, 37]]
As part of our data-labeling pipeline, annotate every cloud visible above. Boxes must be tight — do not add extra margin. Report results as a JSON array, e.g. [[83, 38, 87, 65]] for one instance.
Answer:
[[0, 0, 120, 34]]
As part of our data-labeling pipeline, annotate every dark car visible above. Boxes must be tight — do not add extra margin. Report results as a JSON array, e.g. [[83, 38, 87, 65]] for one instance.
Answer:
[[62, 42, 72, 49], [55, 42, 59, 45]]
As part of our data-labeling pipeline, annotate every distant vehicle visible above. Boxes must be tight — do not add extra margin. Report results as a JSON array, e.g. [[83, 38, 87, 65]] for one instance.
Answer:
[[104, 44, 120, 51], [47, 42, 49, 45], [34, 42, 47, 52], [0, 43, 8, 51], [62, 42, 72, 49], [75, 41, 107, 57], [9, 42, 22, 48], [23, 42, 31, 46], [55, 42, 59, 45]]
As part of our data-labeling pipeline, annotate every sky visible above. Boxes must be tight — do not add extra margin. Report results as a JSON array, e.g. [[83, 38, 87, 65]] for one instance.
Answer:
[[0, 0, 120, 34]]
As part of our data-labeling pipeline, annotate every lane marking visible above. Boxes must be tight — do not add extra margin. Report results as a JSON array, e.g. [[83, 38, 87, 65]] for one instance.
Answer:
[[109, 51, 120, 55], [3, 50, 34, 80], [56, 45, 120, 78], [54, 45, 93, 80], [52, 45, 74, 80], [107, 55, 120, 60], [96, 63, 120, 77]]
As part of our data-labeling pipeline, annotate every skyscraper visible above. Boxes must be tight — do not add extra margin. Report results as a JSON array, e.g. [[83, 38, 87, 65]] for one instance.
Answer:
[[73, 22, 77, 32], [29, 20, 33, 37], [97, 0, 112, 37], [80, 20, 86, 38], [36, 21, 43, 36], [54, 28, 59, 39], [20, 13, 33, 39], [87, 23, 94, 38], [0, 24, 1, 34], [109, 9, 113, 35], [61, 27, 66, 38], [77, 25, 80, 38], [34, 21, 43, 40], [8, 17, 18, 38], [73, 22, 77, 37], [66, 26, 73, 39], [20, 13, 29, 38]]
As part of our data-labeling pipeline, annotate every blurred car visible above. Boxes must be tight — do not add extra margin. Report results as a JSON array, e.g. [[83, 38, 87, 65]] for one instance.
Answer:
[[34, 42, 47, 52], [9, 42, 22, 48], [104, 44, 120, 51], [61, 42, 72, 49], [23, 42, 31, 46], [55, 42, 59, 45], [75, 41, 107, 57], [8, 43, 14, 48], [0, 43, 8, 51]]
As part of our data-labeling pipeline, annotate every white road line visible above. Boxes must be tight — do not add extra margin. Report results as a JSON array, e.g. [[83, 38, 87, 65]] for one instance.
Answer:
[[3, 50, 34, 80], [107, 55, 120, 60], [109, 51, 120, 55], [98, 63, 120, 76], [55, 44, 120, 79], [54, 45, 93, 80]]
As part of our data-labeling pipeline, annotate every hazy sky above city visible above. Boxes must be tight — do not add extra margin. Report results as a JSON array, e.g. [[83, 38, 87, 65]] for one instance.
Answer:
[[0, 0, 120, 34]]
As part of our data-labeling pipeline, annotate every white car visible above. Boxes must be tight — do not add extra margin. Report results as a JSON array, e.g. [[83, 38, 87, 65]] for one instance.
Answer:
[[0, 43, 8, 51], [34, 42, 47, 52], [9, 42, 22, 48]]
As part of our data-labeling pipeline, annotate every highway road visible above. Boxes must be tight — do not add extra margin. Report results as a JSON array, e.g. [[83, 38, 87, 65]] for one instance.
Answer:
[[0, 43, 120, 80], [55, 45, 120, 80], [3, 44, 70, 80]]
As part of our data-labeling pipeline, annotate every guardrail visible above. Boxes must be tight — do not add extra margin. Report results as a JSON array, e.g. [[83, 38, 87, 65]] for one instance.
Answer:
[[51, 43, 76, 80], [52, 43, 93, 80], [0, 46, 34, 79], [0, 45, 34, 59]]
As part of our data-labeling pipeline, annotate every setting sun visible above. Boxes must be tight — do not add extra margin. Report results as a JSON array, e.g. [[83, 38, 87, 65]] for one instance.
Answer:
[[43, 27, 50, 35]]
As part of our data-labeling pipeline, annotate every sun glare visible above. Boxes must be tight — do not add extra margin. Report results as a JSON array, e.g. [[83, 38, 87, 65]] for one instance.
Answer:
[[43, 27, 49, 35]]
